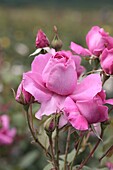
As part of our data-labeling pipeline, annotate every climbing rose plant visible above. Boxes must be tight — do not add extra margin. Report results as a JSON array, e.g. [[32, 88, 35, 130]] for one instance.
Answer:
[[15, 26, 113, 170]]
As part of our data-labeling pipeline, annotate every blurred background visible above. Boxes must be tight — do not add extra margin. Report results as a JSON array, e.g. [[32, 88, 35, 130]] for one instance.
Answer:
[[0, 0, 113, 170]]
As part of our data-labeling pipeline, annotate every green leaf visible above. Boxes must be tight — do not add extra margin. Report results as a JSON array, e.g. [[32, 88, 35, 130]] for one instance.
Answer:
[[43, 160, 64, 170], [67, 149, 76, 162], [60, 149, 75, 163], [19, 150, 38, 168], [36, 118, 49, 149], [43, 163, 53, 170]]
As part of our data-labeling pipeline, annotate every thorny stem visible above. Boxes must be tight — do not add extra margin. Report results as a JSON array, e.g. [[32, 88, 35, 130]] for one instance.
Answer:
[[77, 129, 104, 170], [25, 106, 51, 159], [99, 144, 113, 162], [70, 133, 84, 170], [64, 127, 71, 170], [49, 135, 58, 170]]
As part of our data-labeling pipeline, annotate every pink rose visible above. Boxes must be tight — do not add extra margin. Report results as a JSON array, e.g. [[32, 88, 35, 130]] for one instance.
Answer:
[[35, 29, 50, 48], [100, 48, 113, 75], [64, 75, 112, 131], [16, 78, 34, 105], [17, 48, 113, 130], [86, 26, 109, 56], [0, 115, 16, 145], [70, 26, 113, 57], [21, 51, 84, 119], [106, 162, 113, 170]]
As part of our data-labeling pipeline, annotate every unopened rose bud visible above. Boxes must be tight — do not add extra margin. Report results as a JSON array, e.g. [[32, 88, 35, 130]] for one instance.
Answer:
[[51, 26, 63, 51], [35, 29, 50, 48], [16, 80, 34, 105], [44, 117, 56, 136]]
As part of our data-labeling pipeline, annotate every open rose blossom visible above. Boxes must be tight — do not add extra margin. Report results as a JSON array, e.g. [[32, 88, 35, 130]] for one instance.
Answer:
[[70, 26, 113, 57], [16, 48, 113, 130], [0, 115, 16, 145], [100, 48, 113, 75], [16, 50, 84, 119], [35, 29, 50, 48]]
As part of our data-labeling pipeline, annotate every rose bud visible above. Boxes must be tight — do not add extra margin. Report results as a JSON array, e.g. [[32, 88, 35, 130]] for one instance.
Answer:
[[35, 29, 50, 48], [44, 116, 56, 136], [16, 79, 34, 105], [51, 26, 63, 51]]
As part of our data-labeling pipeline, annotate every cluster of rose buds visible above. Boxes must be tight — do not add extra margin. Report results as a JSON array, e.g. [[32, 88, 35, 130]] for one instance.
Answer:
[[0, 114, 16, 145]]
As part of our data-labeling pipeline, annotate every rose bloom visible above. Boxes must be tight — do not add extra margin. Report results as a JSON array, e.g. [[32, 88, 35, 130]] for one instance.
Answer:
[[106, 162, 113, 170], [70, 26, 113, 57], [0, 115, 16, 145], [16, 50, 113, 130], [16, 50, 84, 116], [100, 48, 113, 75], [35, 29, 50, 48]]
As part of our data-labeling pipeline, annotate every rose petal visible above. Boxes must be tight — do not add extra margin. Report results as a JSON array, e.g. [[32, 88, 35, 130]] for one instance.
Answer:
[[71, 74, 102, 101], [72, 55, 85, 77], [70, 42, 91, 56], [31, 53, 51, 74], [64, 97, 88, 130], [23, 72, 52, 103], [45, 64, 77, 95], [76, 100, 108, 124], [35, 94, 65, 119]]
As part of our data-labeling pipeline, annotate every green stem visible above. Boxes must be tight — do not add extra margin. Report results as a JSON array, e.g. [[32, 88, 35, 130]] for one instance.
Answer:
[[64, 127, 71, 170], [49, 135, 58, 170], [77, 130, 104, 170], [25, 107, 51, 158], [55, 116, 60, 169], [70, 134, 84, 170], [29, 104, 34, 131]]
